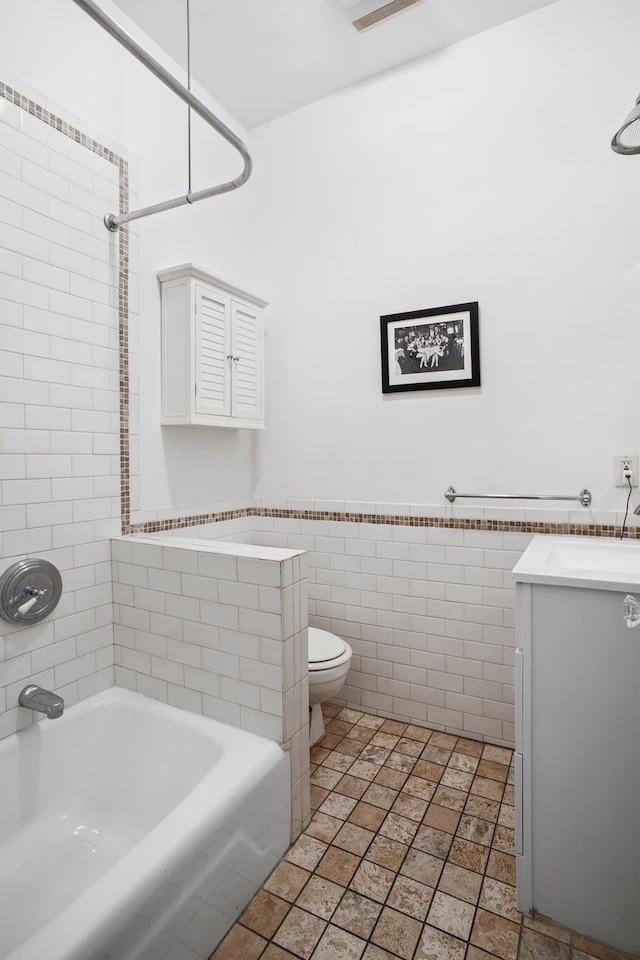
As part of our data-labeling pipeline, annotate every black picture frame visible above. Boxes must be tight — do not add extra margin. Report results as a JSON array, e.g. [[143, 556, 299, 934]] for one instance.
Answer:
[[380, 301, 480, 393]]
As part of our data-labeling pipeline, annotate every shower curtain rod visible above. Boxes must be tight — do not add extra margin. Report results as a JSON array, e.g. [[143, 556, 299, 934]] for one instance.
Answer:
[[71, 0, 252, 231]]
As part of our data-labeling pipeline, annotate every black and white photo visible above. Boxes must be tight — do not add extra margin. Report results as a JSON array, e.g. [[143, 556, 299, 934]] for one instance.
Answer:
[[380, 301, 480, 393]]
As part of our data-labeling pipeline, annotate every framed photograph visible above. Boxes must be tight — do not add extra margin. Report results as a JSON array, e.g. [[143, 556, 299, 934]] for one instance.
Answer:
[[380, 301, 480, 394]]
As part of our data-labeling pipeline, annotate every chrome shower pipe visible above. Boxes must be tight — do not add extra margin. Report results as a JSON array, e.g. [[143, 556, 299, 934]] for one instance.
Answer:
[[71, 0, 252, 231]]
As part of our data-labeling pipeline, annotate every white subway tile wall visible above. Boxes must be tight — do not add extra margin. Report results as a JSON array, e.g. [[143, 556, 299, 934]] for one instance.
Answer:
[[0, 83, 131, 741], [112, 536, 311, 839], [212, 504, 530, 748]]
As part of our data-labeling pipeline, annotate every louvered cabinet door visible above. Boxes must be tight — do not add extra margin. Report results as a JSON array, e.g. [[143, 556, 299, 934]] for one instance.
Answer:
[[231, 300, 263, 422], [195, 284, 231, 418]]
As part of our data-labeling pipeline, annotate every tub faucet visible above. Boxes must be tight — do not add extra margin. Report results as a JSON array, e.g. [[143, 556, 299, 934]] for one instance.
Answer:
[[19, 684, 64, 719]]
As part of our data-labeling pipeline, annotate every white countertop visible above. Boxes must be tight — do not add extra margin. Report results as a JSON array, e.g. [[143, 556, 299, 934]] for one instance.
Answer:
[[512, 534, 640, 592]]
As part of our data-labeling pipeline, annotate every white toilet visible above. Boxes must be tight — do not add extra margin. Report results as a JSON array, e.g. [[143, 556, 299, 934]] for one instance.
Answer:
[[308, 627, 353, 746]]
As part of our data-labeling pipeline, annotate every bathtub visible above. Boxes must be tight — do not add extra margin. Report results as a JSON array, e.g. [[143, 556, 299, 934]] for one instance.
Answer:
[[0, 687, 290, 960]]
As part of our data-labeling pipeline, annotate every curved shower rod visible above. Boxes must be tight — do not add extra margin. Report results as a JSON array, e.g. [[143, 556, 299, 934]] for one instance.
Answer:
[[71, 0, 252, 231]]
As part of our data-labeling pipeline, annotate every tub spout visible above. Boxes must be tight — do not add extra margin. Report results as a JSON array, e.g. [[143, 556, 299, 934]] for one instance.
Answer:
[[19, 684, 64, 719]]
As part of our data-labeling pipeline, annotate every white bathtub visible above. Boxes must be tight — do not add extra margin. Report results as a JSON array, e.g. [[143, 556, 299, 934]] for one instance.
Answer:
[[0, 687, 290, 960]]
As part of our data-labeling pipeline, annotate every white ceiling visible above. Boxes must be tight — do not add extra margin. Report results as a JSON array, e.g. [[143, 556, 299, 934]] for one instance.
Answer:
[[111, 0, 555, 129]]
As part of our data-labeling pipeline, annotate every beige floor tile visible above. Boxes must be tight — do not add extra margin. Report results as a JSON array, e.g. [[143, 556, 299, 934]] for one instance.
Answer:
[[479, 877, 520, 923], [350, 859, 396, 903], [371, 906, 423, 960], [399, 848, 445, 887], [476, 759, 510, 783], [318, 732, 342, 750], [430, 732, 458, 750], [264, 861, 312, 902], [486, 850, 516, 885], [335, 774, 370, 800], [295, 876, 345, 920], [482, 744, 513, 765], [432, 784, 468, 811], [347, 726, 377, 743], [438, 862, 483, 905], [471, 776, 506, 802], [404, 724, 433, 743], [523, 914, 572, 944], [464, 794, 501, 823], [323, 751, 355, 773], [422, 744, 453, 765], [261, 944, 299, 959], [395, 737, 424, 757], [447, 837, 490, 874], [349, 759, 381, 781], [520, 928, 572, 960], [239, 889, 291, 939], [374, 766, 408, 790], [380, 719, 408, 736], [311, 923, 367, 960], [286, 835, 329, 870], [413, 824, 454, 859], [311, 746, 331, 764], [390, 792, 428, 821], [492, 825, 515, 854], [384, 751, 416, 774], [335, 737, 366, 758], [456, 814, 495, 847], [315, 846, 361, 886], [311, 767, 344, 791], [332, 890, 382, 939], [379, 812, 420, 845], [498, 804, 515, 829], [348, 801, 387, 832], [423, 803, 461, 835], [318, 792, 359, 820], [427, 890, 475, 940], [440, 768, 475, 792], [326, 719, 353, 738], [448, 752, 480, 774], [333, 821, 376, 857], [386, 874, 434, 921], [362, 944, 403, 960], [322, 703, 341, 718], [414, 924, 467, 960], [361, 783, 398, 810], [310, 785, 330, 811], [412, 759, 446, 783], [454, 737, 485, 758], [365, 834, 409, 871], [210, 923, 268, 959], [338, 708, 364, 724], [401, 776, 437, 802], [305, 812, 343, 843], [502, 784, 515, 806], [467, 946, 502, 960], [273, 906, 327, 960], [360, 744, 392, 766], [470, 908, 521, 960], [371, 732, 401, 750], [356, 714, 385, 730]]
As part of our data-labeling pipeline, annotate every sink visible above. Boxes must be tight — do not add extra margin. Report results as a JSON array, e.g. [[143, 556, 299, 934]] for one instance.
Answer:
[[512, 535, 640, 591]]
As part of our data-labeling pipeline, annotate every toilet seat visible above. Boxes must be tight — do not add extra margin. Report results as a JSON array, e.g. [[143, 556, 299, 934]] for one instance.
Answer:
[[308, 627, 351, 671]]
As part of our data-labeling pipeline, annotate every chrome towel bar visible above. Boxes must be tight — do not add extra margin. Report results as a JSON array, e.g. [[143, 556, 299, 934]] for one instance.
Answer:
[[445, 487, 592, 507]]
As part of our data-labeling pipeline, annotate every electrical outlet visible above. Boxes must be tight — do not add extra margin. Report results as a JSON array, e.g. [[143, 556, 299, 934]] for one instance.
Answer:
[[614, 454, 638, 487]]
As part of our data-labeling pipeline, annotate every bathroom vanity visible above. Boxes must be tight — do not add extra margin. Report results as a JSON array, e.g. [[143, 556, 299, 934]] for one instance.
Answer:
[[513, 536, 640, 953]]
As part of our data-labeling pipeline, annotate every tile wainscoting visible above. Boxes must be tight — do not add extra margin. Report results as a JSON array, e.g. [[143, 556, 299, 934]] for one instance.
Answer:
[[112, 535, 311, 840]]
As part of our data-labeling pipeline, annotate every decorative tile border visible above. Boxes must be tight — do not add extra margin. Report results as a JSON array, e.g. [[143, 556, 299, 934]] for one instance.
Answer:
[[130, 506, 640, 539], [0, 81, 131, 532]]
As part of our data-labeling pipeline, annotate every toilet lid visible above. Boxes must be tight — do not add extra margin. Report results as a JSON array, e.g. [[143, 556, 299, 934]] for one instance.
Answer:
[[308, 627, 347, 664]]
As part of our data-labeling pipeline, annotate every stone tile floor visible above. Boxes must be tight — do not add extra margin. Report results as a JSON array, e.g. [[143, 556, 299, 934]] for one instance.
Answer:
[[211, 704, 633, 960]]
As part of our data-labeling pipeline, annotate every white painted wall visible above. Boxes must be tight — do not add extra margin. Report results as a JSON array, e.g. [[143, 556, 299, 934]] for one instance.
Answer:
[[0, 0, 258, 514], [248, 1, 640, 512]]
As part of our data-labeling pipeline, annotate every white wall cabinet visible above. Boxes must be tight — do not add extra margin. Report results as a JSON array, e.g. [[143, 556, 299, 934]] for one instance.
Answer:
[[159, 264, 267, 429]]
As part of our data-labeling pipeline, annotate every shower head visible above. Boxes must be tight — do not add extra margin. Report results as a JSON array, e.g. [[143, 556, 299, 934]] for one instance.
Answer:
[[611, 93, 640, 155]]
